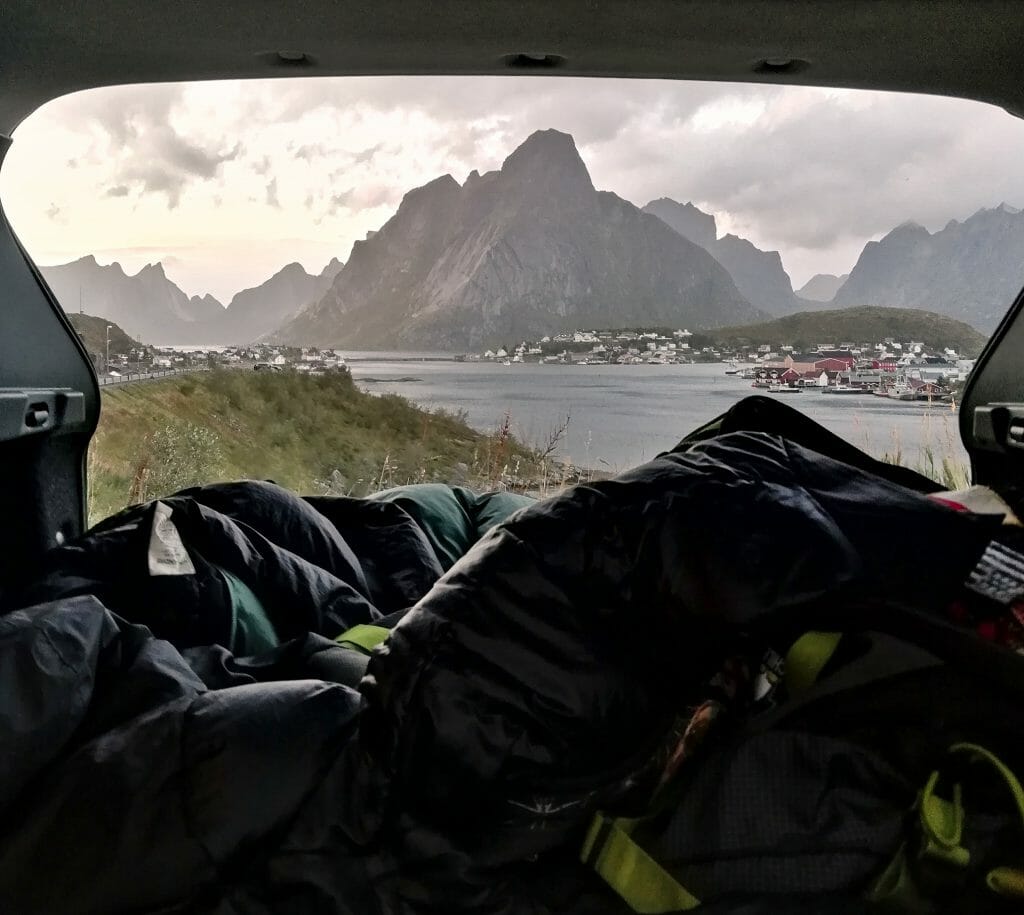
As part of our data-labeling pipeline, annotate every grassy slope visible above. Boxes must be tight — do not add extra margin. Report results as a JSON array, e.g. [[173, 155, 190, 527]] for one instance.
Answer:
[[710, 306, 987, 356], [68, 312, 139, 357], [89, 369, 550, 524]]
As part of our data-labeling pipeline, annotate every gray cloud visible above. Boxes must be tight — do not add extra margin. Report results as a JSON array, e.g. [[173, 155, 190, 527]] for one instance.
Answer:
[[265, 177, 280, 208], [326, 189, 354, 215], [104, 184, 130, 197], [351, 142, 384, 165], [64, 84, 242, 207], [294, 143, 328, 162], [115, 133, 241, 207], [24, 75, 1024, 285]]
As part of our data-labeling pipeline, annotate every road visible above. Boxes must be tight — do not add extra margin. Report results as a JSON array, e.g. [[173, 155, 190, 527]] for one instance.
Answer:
[[97, 366, 211, 387]]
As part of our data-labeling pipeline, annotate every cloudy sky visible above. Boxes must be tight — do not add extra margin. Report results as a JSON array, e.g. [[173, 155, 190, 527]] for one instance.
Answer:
[[3, 76, 1024, 302]]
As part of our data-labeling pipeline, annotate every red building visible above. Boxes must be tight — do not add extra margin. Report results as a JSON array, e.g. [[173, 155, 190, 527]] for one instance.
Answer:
[[814, 357, 854, 373]]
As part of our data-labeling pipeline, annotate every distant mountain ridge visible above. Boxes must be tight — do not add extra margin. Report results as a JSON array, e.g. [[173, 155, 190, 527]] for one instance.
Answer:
[[206, 258, 343, 342], [274, 130, 761, 349], [41, 139, 1024, 346], [797, 273, 850, 302], [41, 256, 343, 344], [41, 256, 225, 343], [831, 204, 1024, 331], [641, 198, 807, 316]]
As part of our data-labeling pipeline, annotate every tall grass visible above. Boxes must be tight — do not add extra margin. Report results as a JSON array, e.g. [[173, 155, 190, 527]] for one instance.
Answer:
[[87, 370, 574, 525], [855, 407, 971, 489]]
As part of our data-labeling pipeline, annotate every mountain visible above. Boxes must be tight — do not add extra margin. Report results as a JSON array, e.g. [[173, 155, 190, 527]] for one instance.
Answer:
[[273, 130, 760, 349], [642, 198, 717, 249], [711, 235, 803, 316], [41, 256, 226, 343], [797, 273, 849, 302], [208, 258, 344, 342], [67, 312, 139, 361], [641, 198, 803, 316], [832, 204, 1024, 331], [709, 306, 987, 356], [42, 256, 345, 345]]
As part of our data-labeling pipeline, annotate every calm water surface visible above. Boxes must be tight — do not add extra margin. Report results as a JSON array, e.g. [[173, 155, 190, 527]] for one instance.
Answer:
[[347, 358, 968, 473]]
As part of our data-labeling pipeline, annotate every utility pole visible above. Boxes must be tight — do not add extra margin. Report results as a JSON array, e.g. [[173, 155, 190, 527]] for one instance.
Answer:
[[105, 324, 112, 375]]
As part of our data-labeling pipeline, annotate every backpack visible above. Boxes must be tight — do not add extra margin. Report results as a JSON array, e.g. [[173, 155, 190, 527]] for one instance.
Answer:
[[579, 627, 1024, 913], [578, 396, 1024, 913]]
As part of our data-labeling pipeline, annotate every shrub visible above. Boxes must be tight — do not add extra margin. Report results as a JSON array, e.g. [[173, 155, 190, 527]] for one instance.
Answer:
[[130, 421, 224, 503]]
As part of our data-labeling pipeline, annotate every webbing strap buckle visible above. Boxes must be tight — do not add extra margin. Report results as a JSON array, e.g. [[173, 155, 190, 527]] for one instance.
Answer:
[[581, 813, 700, 914]]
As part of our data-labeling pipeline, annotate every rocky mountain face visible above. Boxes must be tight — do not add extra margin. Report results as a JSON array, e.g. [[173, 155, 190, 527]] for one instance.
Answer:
[[641, 198, 803, 316], [274, 130, 760, 349], [40, 256, 226, 343], [41, 256, 343, 345], [832, 205, 1024, 331], [642, 198, 717, 250], [797, 273, 849, 302]]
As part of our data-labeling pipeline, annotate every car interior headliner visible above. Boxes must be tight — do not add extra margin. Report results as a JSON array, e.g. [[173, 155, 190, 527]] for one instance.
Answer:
[[1, 0, 1023, 134]]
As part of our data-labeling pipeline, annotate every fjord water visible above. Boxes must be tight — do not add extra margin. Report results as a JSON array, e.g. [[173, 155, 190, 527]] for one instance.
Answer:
[[348, 359, 968, 473]]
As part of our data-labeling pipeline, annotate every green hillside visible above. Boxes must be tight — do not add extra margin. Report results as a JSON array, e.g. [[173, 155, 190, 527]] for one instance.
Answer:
[[68, 312, 140, 359], [88, 369, 561, 524], [708, 306, 987, 356]]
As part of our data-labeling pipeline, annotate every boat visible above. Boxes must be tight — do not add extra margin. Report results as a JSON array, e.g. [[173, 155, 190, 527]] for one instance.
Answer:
[[724, 361, 740, 375], [822, 385, 867, 395], [502, 359, 512, 366], [874, 383, 914, 400], [768, 385, 802, 394]]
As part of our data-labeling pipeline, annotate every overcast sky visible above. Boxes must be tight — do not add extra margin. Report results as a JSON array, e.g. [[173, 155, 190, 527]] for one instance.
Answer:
[[3, 76, 1024, 302]]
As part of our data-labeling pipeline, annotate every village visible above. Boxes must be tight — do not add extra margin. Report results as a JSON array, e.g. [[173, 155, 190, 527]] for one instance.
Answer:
[[469, 328, 974, 400], [88, 341, 351, 381], [88, 327, 973, 403]]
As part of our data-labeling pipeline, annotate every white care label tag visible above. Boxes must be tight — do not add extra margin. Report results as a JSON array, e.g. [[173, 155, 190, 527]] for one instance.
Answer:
[[147, 501, 197, 576]]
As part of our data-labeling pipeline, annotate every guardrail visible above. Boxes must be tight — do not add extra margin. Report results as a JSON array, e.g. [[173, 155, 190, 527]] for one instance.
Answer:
[[97, 366, 211, 386]]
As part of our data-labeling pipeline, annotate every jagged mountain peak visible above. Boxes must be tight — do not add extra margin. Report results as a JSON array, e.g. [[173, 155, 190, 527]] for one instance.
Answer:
[[319, 257, 344, 279], [499, 128, 594, 193], [276, 262, 312, 278], [405, 173, 461, 201], [642, 199, 799, 315], [272, 130, 756, 348], [642, 198, 718, 251], [136, 261, 168, 280], [834, 205, 1024, 331], [888, 220, 929, 237]]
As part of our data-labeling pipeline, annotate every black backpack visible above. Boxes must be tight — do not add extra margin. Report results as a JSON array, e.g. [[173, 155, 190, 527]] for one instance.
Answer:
[[576, 398, 1024, 914]]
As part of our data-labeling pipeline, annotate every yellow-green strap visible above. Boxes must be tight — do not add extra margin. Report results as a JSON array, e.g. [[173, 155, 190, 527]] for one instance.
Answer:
[[785, 630, 843, 695], [948, 743, 1024, 829], [872, 742, 1024, 906], [581, 814, 700, 913], [334, 623, 390, 654]]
